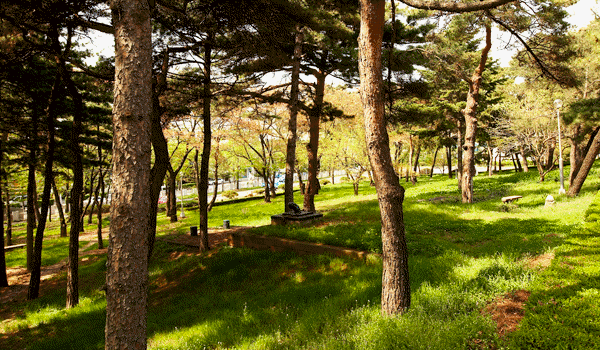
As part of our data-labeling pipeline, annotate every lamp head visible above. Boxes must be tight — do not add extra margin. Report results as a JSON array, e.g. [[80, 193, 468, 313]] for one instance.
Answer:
[[554, 99, 563, 109]]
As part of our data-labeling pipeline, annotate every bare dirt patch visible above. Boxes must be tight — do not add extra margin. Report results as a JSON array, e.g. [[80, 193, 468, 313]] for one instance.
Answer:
[[526, 252, 555, 270], [484, 289, 531, 338]]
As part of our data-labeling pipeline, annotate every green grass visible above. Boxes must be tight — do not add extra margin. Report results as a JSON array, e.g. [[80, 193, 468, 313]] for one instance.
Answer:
[[2, 166, 600, 349]]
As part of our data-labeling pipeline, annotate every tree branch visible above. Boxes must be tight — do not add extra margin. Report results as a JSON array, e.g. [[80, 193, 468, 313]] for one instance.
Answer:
[[398, 0, 516, 12]]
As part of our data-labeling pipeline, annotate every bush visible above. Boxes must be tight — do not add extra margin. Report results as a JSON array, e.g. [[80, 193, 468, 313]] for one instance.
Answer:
[[222, 190, 239, 199], [321, 179, 330, 185]]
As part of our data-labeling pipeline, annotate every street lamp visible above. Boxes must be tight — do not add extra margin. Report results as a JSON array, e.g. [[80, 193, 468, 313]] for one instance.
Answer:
[[554, 99, 565, 195]]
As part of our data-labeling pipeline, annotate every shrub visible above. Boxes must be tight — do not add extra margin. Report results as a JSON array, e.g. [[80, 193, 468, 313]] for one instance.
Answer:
[[321, 179, 330, 185]]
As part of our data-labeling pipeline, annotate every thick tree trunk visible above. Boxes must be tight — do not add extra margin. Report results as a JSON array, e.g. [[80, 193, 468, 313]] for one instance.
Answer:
[[284, 27, 303, 213], [28, 72, 59, 300], [568, 125, 585, 186], [461, 24, 491, 204], [198, 40, 212, 253], [303, 71, 325, 212], [105, 1, 152, 348], [567, 130, 600, 197], [359, 0, 410, 315]]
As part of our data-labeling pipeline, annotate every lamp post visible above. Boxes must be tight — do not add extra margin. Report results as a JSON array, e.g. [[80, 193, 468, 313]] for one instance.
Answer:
[[554, 99, 565, 195]]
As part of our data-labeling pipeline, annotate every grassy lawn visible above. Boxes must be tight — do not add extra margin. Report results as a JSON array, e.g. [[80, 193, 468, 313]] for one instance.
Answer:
[[1, 165, 600, 349]]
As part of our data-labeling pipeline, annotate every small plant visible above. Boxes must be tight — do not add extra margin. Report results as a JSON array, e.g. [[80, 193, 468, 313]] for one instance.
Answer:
[[222, 190, 238, 199]]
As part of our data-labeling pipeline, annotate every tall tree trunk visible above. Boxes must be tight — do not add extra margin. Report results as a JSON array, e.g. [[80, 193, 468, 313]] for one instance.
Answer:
[[4, 176, 12, 246], [57, 55, 85, 311], [446, 145, 453, 179], [148, 49, 171, 259], [167, 170, 177, 221], [208, 137, 221, 212], [461, 24, 491, 204], [406, 135, 413, 182], [97, 172, 105, 250], [284, 27, 303, 213], [544, 141, 555, 171], [456, 118, 463, 190], [198, 40, 212, 253], [429, 146, 439, 178], [303, 71, 325, 212], [51, 177, 67, 237], [567, 130, 600, 197], [28, 72, 59, 300], [105, 1, 152, 348], [568, 124, 585, 186], [297, 164, 305, 195], [412, 143, 421, 174], [519, 145, 529, 173], [487, 144, 493, 176], [26, 117, 38, 272], [359, 0, 410, 315], [0, 132, 8, 287], [511, 153, 518, 172]]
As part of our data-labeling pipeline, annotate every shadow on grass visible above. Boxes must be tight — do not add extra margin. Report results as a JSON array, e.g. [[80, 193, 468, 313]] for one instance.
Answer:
[[146, 244, 382, 349]]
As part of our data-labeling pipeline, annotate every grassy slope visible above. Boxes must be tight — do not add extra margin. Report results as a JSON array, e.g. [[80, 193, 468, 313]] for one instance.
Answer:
[[1, 166, 599, 349]]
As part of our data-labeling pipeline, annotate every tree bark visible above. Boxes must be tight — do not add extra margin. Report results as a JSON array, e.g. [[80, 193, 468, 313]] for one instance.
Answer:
[[519, 144, 529, 173], [567, 130, 600, 197], [105, 0, 152, 348], [303, 71, 325, 212], [167, 170, 177, 220], [284, 27, 303, 212], [456, 118, 463, 189], [26, 112, 38, 272], [198, 39, 213, 253], [429, 146, 439, 178], [51, 177, 67, 237], [461, 24, 491, 204], [0, 132, 8, 287], [28, 71, 59, 300], [359, 0, 410, 315], [4, 176, 12, 246], [446, 145, 453, 179]]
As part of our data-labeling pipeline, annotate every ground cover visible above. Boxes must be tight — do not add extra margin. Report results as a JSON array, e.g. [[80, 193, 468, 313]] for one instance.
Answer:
[[1, 165, 599, 349]]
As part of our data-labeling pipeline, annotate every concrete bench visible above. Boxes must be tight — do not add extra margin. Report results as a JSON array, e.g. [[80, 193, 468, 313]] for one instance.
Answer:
[[501, 195, 523, 203], [5, 243, 26, 252]]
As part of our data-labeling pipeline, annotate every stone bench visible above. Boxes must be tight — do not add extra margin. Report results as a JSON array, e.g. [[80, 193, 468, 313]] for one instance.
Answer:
[[5, 243, 26, 252], [501, 195, 523, 203]]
